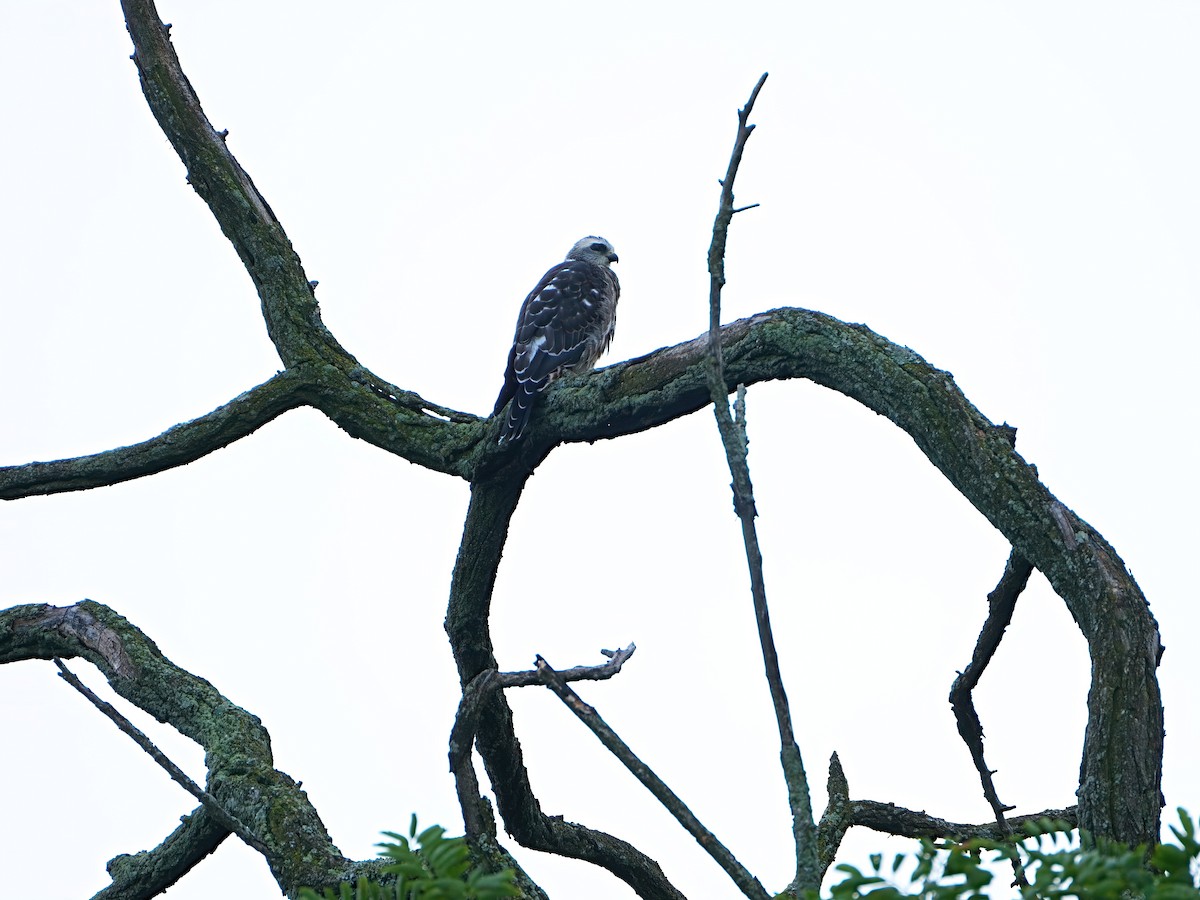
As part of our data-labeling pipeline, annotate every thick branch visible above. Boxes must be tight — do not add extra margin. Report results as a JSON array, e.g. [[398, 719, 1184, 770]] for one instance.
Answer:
[[0, 370, 311, 499], [0, 601, 352, 896], [55, 659, 271, 855], [114, 2, 490, 480], [445, 474, 686, 900], [540, 306, 1162, 844], [120, 0, 354, 373], [93, 807, 227, 900]]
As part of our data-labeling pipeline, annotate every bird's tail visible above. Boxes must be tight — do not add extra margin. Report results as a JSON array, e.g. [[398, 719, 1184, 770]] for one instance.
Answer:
[[499, 386, 538, 443]]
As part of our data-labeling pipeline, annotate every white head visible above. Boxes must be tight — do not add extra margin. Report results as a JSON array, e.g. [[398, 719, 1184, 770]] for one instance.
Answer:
[[566, 236, 619, 266]]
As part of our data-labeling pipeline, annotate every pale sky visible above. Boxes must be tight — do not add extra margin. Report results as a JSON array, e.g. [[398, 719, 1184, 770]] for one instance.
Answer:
[[1, 3, 1197, 898]]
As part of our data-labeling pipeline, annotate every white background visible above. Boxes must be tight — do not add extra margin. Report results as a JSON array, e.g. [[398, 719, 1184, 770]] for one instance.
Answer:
[[1, 2, 1197, 897]]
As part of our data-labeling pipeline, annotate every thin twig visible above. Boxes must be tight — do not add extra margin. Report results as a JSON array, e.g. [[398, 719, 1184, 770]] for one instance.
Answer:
[[704, 74, 820, 894], [535, 656, 771, 900], [53, 658, 271, 856], [498, 643, 636, 688]]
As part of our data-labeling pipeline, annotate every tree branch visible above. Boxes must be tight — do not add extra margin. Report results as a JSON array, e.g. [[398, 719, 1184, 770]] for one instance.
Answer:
[[816, 753, 852, 879], [93, 807, 228, 900], [849, 801, 1077, 843], [0, 601, 353, 896], [546, 305, 1162, 844], [0, 369, 311, 499], [949, 551, 1035, 827], [704, 74, 817, 898], [120, 0, 355, 373], [54, 658, 271, 856], [535, 656, 771, 900], [450, 647, 637, 833], [444, 474, 686, 900]]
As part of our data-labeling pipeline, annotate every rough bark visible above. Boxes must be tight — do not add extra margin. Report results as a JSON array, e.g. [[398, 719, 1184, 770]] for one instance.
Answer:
[[0, 0, 1166, 896]]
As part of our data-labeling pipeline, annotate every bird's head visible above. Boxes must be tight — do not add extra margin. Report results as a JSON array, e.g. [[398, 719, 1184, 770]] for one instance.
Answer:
[[567, 236, 619, 266]]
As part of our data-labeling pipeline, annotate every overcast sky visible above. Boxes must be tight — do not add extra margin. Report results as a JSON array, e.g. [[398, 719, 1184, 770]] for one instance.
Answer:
[[2, 3, 1198, 898]]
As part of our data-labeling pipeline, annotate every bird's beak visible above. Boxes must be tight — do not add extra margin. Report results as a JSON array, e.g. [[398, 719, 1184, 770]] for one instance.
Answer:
[[608, 252, 619, 264]]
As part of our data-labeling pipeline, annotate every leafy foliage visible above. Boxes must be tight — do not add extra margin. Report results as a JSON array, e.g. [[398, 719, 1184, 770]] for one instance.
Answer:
[[823, 809, 1200, 900], [299, 816, 519, 900]]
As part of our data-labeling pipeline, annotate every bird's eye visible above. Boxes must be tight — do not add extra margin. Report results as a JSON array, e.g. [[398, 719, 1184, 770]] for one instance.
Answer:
[[590, 242, 607, 252]]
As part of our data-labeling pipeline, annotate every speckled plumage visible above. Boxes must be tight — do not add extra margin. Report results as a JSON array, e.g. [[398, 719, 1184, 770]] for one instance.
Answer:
[[493, 237, 620, 442]]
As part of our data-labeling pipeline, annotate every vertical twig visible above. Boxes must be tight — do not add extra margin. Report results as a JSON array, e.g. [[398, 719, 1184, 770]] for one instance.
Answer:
[[705, 74, 820, 896], [949, 550, 1035, 886]]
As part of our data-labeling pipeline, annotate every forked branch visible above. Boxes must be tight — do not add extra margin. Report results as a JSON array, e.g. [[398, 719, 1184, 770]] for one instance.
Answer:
[[0, 601, 354, 896]]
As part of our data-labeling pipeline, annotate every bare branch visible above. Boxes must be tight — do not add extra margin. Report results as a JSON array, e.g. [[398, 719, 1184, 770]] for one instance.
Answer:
[[703, 74, 818, 895], [93, 807, 227, 900], [498, 644, 636, 688], [445, 476, 685, 899], [450, 647, 637, 839], [813, 753, 1076, 880], [0, 601, 350, 896], [545, 305, 1162, 845], [449, 669, 500, 842], [849, 800, 1078, 843], [0, 369, 311, 500], [536, 656, 772, 900], [54, 658, 270, 856], [949, 551, 1035, 826], [120, 0, 356, 373], [816, 753, 853, 879]]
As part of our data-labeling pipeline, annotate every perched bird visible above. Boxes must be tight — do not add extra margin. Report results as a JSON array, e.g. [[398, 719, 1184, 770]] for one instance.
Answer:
[[493, 236, 620, 442]]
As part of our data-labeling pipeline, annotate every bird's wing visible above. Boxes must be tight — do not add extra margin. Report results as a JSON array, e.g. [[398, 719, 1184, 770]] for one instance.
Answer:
[[510, 260, 618, 387]]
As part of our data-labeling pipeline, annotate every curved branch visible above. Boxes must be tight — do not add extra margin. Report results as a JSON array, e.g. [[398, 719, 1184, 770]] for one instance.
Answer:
[[5, 299, 1160, 850], [0, 370, 312, 499], [0, 601, 352, 896], [120, 0, 356, 373], [539, 306, 1161, 844], [950, 551, 1035, 827], [452, 305, 1162, 848], [445, 474, 686, 900], [94, 807, 227, 900], [116, 1, 491, 480]]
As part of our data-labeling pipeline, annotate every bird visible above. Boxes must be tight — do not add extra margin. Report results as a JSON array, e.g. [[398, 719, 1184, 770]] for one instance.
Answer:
[[492, 236, 620, 442]]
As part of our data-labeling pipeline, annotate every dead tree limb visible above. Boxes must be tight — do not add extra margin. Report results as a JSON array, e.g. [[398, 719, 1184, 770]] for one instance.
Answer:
[[533, 656, 771, 900], [444, 474, 686, 900], [950, 551, 1036, 827], [54, 658, 271, 856], [704, 73, 818, 896], [0, 369, 311, 500], [0, 601, 358, 896], [0, 3, 1165, 896]]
